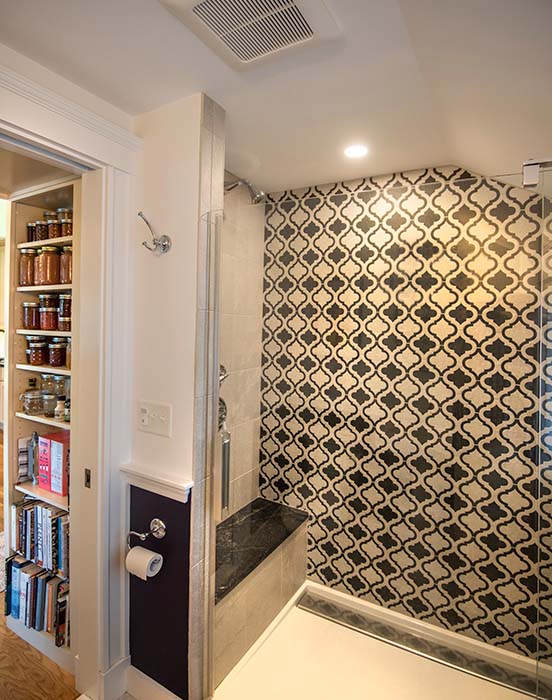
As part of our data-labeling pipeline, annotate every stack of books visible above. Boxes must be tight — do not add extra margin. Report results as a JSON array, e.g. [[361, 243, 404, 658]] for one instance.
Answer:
[[5, 555, 69, 647], [11, 500, 69, 579]]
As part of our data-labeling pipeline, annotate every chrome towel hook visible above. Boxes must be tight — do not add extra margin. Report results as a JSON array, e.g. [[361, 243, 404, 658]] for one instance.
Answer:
[[138, 211, 172, 254]]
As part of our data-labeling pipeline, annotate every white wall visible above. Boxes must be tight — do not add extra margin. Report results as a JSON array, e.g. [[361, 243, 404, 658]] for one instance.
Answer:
[[0, 42, 131, 130], [130, 94, 202, 485]]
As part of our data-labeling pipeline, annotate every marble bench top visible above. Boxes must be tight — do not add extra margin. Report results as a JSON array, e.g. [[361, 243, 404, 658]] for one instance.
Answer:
[[215, 497, 309, 604]]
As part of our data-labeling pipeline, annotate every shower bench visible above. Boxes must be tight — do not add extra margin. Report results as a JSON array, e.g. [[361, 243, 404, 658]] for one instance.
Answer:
[[214, 497, 308, 686]]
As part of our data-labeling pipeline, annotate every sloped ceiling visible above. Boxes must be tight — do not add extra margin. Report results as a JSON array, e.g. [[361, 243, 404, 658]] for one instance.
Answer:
[[0, 0, 550, 192]]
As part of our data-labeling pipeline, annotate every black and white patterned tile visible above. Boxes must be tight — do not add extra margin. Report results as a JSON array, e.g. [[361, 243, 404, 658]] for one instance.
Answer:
[[259, 166, 551, 660]]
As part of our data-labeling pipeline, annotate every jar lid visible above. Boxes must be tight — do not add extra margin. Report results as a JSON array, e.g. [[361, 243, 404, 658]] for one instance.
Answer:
[[40, 246, 60, 252], [59, 293, 72, 299], [62, 246, 72, 252], [46, 219, 60, 224], [25, 335, 46, 341], [48, 342, 67, 348], [22, 301, 39, 307], [58, 317, 71, 321], [41, 393, 56, 399], [39, 293, 59, 299], [59, 219, 72, 223], [22, 389, 42, 397], [51, 337, 68, 342], [57, 208, 71, 213], [29, 341, 47, 347], [44, 210, 57, 217], [35, 220, 48, 225], [52, 375, 66, 380], [27, 222, 36, 228], [40, 307, 58, 312], [20, 248, 37, 255]]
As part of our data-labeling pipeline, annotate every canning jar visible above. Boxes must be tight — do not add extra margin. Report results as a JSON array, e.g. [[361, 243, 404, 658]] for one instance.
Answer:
[[29, 341, 47, 366], [60, 248, 72, 284], [39, 293, 59, 308], [47, 219, 62, 239], [26, 222, 36, 242], [35, 220, 49, 241], [66, 337, 72, 369], [60, 219, 73, 237], [59, 293, 72, 318], [22, 301, 40, 330], [39, 306, 58, 331], [57, 208, 72, 220], [44, 210, 57, 220], [19, 249, 37, 286], [58, 317, 71, 332], [52, 375, 66, 396], [40, 373, 56, 394], [48, 341, 67, 367], [21, 389, 43, 415], [42, 393, 57, 418], [35, 246, 60, 285]]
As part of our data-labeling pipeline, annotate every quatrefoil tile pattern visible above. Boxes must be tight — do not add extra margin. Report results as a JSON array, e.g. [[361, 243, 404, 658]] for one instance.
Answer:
[[259, 166, 551, 659]]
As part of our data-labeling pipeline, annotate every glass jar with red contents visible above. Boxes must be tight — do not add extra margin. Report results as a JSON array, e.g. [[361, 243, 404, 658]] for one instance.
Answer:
[[60, 247, 72, 284], [40, 306, 58, 331], [26, 222, 36, 242], [48, 341, 67, 367], [29, 341, 47, 366], [59, 293, 72, 318], [35, 246, 60, 285], [60, 219, 72, 237], [47, 219, 62, 239], [22, 301, 40, 330], [58, 317, 71, 332], [19, 249, 37, 286], [35, 221, 49, 241]]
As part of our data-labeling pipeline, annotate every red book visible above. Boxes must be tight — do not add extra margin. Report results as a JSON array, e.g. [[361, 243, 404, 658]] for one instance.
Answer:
[[38, 436, 51, 491]]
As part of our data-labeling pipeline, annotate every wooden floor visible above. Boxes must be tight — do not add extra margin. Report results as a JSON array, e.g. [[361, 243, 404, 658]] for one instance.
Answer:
[[0, 432, 79, 700]]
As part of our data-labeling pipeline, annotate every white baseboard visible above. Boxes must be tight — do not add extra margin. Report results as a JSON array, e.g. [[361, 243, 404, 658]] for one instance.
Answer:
[[99, 655, 131, 700], [304, 581, 552, 682], [126, 665, 180, 700]]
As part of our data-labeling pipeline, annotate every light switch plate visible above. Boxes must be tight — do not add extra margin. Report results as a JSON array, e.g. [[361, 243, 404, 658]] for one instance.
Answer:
[[137, 401, 173, 438]]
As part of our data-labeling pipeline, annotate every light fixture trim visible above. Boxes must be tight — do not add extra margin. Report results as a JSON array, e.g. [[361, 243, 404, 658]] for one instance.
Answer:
[[344, 144, 368, 159]]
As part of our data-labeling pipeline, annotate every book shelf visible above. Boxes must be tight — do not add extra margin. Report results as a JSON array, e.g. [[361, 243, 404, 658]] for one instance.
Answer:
[[5, 178, 79, 673]]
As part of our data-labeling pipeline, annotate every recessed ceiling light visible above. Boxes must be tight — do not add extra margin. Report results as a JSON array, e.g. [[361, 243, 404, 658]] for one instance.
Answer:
[[344, 144, 368, 159]]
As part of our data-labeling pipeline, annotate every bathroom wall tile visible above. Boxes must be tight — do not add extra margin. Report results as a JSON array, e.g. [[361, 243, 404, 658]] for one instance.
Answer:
[[243, 548, 283, 647], [194, 311, 208, 398], [199, 126, 213, 217], [191, 476, 208, 567], [211, 135, 225, 212], [201, 94, 215, 132], [281, 523, 308, 603], [229, 469, 258, 514], [224, 368, 261, 428], [212, 101, 226, 140], [231, 418, 261, 479], [260, 165, 548, 660], [196, 216, 210, 312], [189, 559, 208, 700]]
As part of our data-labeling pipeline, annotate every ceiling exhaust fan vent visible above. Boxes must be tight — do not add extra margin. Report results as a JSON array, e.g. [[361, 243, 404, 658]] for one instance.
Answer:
[[192, 0, 314, 62], [160, 0, 341, 69]]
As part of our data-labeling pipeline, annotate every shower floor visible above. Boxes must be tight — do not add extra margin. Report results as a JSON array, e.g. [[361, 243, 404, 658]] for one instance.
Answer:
[[215, 604, 532, 700]]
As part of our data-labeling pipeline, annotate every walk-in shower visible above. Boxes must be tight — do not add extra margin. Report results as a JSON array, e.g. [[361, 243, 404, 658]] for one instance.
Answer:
[[224, 176, 266, 204], [210, 164, 552, 700]]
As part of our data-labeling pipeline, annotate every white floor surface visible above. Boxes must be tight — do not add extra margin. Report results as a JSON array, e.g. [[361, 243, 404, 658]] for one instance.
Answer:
[[215, 607, 532, 700]]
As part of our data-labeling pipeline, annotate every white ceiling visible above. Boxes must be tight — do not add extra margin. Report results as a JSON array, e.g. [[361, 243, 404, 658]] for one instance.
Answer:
[[0, 147, 71, 197], [0, 0, 551, 192]]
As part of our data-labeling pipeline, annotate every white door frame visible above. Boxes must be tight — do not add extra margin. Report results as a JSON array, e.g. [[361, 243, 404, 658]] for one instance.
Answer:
[[0, 62, 141, 700]]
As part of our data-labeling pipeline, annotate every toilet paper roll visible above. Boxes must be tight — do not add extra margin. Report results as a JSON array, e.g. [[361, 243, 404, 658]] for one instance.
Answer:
[[126, 546, 163, 581]]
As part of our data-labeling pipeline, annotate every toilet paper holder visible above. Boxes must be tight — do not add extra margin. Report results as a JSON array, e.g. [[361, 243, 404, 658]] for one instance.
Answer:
[[127, 518, 167, 550]]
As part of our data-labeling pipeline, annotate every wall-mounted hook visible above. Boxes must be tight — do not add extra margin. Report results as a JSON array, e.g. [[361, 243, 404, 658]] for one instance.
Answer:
[[138, 211, 172, 255]]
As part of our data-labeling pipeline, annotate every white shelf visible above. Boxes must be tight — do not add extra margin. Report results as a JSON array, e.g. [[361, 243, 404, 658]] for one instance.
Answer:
[[15, 411, 71, 431], [17, 284, 72, 293], [16, 364, 71, 376], [6, 617, 74, 674], [14, 481, 69, 511], [17, 236, 73, 250], [16, 329, 71, 337]]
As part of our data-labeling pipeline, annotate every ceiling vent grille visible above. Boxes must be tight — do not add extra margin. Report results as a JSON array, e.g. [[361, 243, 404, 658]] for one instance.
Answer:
[[192, 0, 314, 62], [160, 0, 341, 69]]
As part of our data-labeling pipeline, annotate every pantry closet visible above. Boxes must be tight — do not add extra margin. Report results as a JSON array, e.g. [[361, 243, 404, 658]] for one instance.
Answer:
[[0, 142, 108, 698]]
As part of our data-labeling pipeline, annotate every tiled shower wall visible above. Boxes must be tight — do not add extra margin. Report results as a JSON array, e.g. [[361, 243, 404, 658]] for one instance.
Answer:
[[219, 185, 265, 516], [259, 165, 551, 659]]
